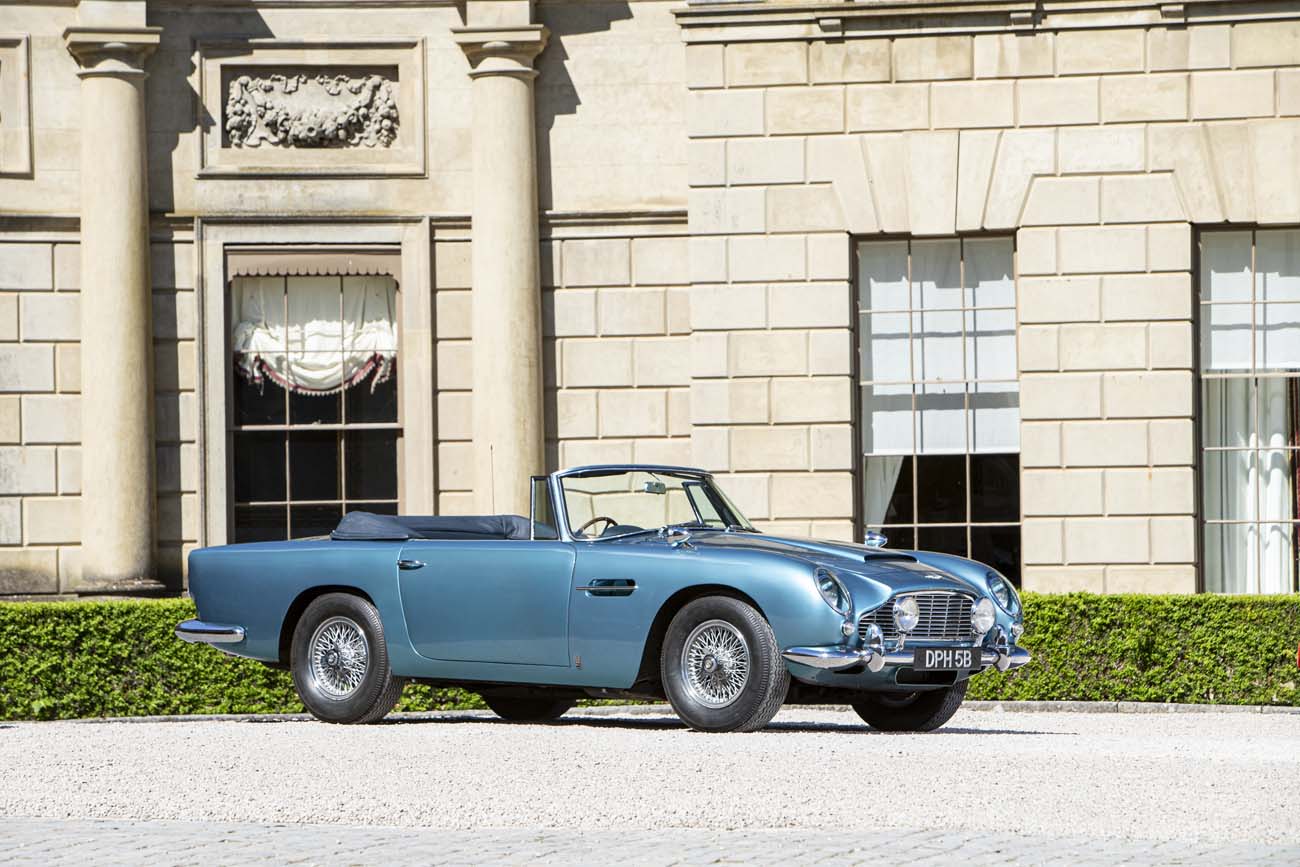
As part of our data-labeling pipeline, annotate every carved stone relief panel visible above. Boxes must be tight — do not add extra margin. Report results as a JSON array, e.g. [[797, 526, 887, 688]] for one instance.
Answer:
[[0, 35, 33, 177], [197, 39, 424, 178]]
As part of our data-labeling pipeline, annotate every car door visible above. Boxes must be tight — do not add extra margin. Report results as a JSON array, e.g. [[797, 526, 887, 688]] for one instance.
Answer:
[[396, 539, 575, 666]]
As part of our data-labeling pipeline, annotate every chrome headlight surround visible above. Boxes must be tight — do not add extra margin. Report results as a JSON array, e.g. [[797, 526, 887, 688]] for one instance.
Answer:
[[984, 569, 1021, 616], [814, 567, 852, 617]]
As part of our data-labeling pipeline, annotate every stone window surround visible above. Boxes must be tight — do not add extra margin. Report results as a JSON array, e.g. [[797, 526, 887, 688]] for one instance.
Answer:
[[195, 38, 427, 179], [0, 33, 32, 177], [197, 219, 434, 547]]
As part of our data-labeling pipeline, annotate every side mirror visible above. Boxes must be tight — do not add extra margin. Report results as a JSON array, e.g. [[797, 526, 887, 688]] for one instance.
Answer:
[[660, 526, 694, 549]]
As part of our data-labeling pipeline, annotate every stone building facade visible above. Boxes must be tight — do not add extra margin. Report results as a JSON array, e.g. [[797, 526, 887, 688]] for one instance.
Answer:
[[1, 0, 1298, 597]]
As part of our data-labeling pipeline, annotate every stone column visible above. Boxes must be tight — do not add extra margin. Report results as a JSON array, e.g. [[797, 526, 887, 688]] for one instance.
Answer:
[[453, 24, 548, 515], [64, 27, 161, 589]]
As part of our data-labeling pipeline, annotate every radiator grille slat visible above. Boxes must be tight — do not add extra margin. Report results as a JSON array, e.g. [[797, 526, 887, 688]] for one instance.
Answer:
[[858, 593, 974, 642]]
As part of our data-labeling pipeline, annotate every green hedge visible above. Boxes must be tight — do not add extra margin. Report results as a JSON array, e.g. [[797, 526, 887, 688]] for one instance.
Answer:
[[0, 593, 1296, 720]]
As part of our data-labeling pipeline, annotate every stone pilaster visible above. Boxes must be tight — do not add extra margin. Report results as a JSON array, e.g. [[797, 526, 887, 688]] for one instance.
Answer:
[[453, 24, 548, 515], [64, 26, 161, 590]]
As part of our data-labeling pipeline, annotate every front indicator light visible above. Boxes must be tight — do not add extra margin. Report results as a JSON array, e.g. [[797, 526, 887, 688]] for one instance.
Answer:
[[971, 598, 996, 636], [893, 596, 920, 633]]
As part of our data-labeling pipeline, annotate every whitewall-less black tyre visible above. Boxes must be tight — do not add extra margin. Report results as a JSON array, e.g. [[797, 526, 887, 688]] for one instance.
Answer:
[[661, 596, 789, 733], [290, 593, 405, 724], [850, 680, 968, 733]]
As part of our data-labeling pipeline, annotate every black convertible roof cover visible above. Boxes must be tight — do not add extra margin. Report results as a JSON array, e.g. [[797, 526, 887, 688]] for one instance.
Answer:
[[331, 512, 531, 541]]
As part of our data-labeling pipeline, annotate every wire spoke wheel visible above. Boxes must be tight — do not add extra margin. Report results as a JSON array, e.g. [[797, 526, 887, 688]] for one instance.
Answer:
[[680, 619, 751, 708], [308, 616, 370, 699]]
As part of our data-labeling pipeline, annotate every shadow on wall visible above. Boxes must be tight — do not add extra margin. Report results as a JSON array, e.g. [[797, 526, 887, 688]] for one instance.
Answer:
[[534, 1, 633, 212]]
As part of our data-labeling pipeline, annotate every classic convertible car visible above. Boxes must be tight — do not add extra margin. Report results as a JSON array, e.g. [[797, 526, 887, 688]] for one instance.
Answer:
[[178, 464, 1029, 732]]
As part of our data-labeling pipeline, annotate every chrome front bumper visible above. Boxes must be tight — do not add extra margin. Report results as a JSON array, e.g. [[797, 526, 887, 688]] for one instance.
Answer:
[[783, 644, 1031, 674], [175, 619, 246, 645]]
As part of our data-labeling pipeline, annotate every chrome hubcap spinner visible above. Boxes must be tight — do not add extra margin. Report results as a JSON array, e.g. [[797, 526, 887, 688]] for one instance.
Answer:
[[308, 616, 369, 699], [681, 619, 750, 708]]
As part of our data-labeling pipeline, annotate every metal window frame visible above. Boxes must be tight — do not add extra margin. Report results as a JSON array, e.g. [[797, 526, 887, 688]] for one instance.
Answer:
[[228, 273, 402, 540], [1196, 226, 1300, 594], [852, 234, 1022, 569]]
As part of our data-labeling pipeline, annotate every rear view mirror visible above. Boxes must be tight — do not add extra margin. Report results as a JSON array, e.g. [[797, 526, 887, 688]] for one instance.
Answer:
[[642, 480, 667, 495]]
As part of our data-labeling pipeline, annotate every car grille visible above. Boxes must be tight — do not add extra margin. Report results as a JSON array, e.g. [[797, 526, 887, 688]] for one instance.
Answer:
[[858, 593, 974, 642]]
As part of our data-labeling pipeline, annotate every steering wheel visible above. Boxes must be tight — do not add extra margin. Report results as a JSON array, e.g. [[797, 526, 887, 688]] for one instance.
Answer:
[[577, 516, 618, 536]]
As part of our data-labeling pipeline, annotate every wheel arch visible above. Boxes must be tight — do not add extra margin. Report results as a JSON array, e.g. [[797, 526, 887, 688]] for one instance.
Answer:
[[278, 584, 378, 667], [630, 583, 768, 695]]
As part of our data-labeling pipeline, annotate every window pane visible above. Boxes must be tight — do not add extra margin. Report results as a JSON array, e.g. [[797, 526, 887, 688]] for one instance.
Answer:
[[1200, 303, 1252, 371], [348, 501, 397, 516], [913, 309, 963, 383], [968, 386, 1020, 453], [1202, 522, 1252, 594], [863, 455, 912, 525], [911, 239, 961, 310], [289, 431, 340, 501], [235, 377, 286, 425], [969, 453, 1019, 523], [917, 524, 966, 557], [291, 504, 342, 539], [1255, 229, 1300, 302], [860, 311, 910, 382], [1259, 376, 1299, 449], [916, 454, 966, 523], [860, 385, 913, 454], [964, 237, 1015, 308], [1201, 378, 1253, 449], [970, 525, 1021, 586], [1259, 451, 1296, 523], [233, 431, 285, 503], [286, 276, 343, 354], [1259, 524, 1298, 594], [858, 241, 909, 310], [233, 505, 287, 543], [870, 525, 913, 550], [1200, 231, 1253, 303], [345, 429, 398, 501], [916, 387, 966, 454], [289, 385, 342, 425], [346, 368, 399, 423], [966, 307, 1016, 382], [1202, 450, 1257, 522], [1258, 303, 1300, 370]]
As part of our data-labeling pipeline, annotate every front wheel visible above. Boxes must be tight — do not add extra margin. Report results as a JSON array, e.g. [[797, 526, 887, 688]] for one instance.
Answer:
[[851, 680, 968, 732], [661, 596, 789, 732], [290, 593, 405, 724]]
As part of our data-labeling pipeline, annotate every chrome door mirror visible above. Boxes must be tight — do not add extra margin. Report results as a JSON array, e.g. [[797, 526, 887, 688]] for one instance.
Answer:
[[660, 527, 694, 549]]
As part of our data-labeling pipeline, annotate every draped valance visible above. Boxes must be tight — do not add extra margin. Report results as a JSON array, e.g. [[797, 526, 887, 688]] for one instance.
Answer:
[[231, 274, 398, 394]]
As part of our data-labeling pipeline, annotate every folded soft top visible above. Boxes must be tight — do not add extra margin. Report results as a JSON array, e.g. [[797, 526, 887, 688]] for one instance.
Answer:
[[331, 511, 532, 541]]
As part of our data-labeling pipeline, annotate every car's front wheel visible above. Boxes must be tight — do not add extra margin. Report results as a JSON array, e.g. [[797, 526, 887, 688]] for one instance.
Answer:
[[290, 593, 405, 724], [661, 596, 789, 732], [850, 680, 968, 732]]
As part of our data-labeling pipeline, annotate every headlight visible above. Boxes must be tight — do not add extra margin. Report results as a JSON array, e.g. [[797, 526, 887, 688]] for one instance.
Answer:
[[893, 596, 920, 633], [814, 568, 852, 616], [971, 598, 996, 635], [985, 570, 1021, 615]]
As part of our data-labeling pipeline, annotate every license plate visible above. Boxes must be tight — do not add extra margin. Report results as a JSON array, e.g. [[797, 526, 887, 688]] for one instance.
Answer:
[[912, 647, 981, 671]]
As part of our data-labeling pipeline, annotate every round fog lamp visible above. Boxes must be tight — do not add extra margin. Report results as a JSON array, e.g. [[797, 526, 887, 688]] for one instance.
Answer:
[[971, 598, 996, 635], [893, 596, 920, 633]]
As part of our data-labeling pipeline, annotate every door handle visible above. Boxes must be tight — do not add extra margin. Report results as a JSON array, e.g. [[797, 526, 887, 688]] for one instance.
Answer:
[[576, 579, 635, 596], [397, 559, 426, 571]]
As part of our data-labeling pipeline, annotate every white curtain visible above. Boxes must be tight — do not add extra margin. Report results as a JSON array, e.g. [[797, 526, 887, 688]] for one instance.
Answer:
[[1201, 231, 1297, 594], [232, 275, 398, 394]]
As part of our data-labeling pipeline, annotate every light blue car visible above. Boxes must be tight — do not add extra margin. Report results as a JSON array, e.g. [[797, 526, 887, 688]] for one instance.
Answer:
[[177, 464, 1029, 732]]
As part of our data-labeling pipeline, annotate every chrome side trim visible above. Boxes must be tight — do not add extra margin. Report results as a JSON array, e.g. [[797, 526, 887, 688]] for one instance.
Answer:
[[175, 619, 246, 645]]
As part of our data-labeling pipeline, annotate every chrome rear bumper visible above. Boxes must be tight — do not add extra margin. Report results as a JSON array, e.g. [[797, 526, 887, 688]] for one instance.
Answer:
[[783, 644, 1031, 673], [175, 619, 246, 645]]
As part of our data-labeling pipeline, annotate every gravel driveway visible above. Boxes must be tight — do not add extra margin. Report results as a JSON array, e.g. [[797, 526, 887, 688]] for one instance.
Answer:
[[2, 705, 1299, 863]]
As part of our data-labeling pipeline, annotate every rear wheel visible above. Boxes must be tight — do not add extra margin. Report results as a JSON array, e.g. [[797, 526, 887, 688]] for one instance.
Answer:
[[850, 680, 968, 732], [483, 695, 574, 723], [290, 593, 405, 724], [661, 596, 789, 733]]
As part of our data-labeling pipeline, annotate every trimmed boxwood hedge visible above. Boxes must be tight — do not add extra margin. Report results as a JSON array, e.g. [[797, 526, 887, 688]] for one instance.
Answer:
[[0, 593, 1296, 720]]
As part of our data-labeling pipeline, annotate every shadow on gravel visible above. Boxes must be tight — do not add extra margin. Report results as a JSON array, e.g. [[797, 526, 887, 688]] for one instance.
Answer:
[[376, 715, 1058, 736]]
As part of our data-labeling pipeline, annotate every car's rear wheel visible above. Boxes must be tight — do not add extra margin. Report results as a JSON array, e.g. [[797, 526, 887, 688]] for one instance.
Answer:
[[661, 596, 789, 732], [291, 593, 405, 724], [850, 680, 968, 732], [483, 695, 574, 723]]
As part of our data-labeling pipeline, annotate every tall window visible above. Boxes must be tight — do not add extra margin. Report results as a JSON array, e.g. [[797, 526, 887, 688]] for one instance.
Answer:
[[1200, 230, 1300, 593], [857, 238, 1020, 582], [230, 275, 400, 541]]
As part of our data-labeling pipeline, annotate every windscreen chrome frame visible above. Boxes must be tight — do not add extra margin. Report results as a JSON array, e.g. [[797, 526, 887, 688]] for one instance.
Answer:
[[550, 464, 713, 544]]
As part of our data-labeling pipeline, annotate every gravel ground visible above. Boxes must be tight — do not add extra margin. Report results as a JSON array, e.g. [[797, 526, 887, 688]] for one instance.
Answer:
[[2, 706, 1298, 845]]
